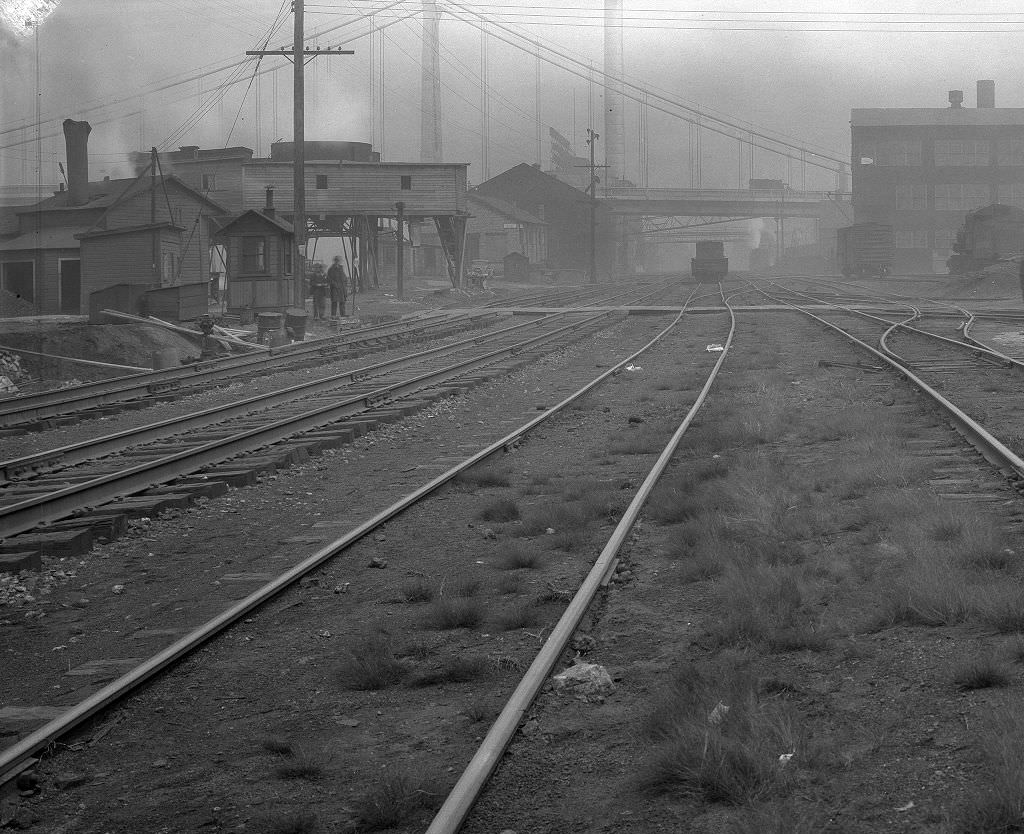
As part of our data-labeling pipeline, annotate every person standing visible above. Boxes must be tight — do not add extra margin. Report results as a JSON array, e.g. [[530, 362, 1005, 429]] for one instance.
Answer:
[[327, 255, 348, 318], [310, 264, 328, 320]]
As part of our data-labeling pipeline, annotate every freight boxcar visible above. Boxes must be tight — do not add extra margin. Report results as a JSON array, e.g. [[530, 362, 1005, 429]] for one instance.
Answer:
[[691, 240, 729, 280], [837, 223, 894, 278], [947, 203, 1024, 275]]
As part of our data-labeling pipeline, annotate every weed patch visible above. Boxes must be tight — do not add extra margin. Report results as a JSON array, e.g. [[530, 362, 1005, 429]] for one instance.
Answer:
[[338, 634, 409, 690], [343, 771, 442, 833], [496, 541, 543, 570], [454, 467, 511, 489], [495, 602, 542, 631], [408, 655, 490, 687], [423, 597, 485, 630], [952, 656, 1012, 690], [477, 497, 521, 523], [952, 705, 1024, 833], [400, 579, 434, 603]]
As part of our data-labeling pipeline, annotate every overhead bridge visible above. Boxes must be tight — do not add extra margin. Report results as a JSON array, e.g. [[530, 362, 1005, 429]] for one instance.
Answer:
[[599, 187, 852, 220]]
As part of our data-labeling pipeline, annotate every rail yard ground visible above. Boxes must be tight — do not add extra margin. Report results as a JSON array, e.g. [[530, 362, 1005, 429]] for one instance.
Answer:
[[4, 276, 1024, 832]]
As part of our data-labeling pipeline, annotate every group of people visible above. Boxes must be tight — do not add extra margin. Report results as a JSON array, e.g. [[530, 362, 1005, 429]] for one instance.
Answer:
[[309, 255, 349, 320]]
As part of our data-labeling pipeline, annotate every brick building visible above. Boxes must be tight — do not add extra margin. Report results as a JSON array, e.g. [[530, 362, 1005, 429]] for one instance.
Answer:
[[852, 80, 1024, 273]]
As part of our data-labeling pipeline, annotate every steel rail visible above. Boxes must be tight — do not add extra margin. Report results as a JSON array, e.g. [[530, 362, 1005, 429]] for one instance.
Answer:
[[0, 295, 720, 785], [425, 287, 737, 834], [0, 312, 613, 538], [0, 312, 492, 427], [0, 311, 579, 483], [764, 293, 1024, 478], [766, 281, 1019, 367]]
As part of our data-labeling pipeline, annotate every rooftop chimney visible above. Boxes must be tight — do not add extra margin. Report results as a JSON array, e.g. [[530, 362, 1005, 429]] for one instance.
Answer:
[[978, 79, 995, 108], [62, 119, 91, 206], [264, 186, 275, 218]]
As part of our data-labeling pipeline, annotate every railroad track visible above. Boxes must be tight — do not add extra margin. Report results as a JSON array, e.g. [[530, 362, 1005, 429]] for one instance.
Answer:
[[0, 309, 621, 546], [0, 286, 730, 799], [0, 310, 498, 432]]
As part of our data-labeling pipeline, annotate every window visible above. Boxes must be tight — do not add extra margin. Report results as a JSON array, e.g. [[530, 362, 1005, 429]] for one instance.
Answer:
[[894, 230, 930, 249], [935, 183, 990, 211], [201, 173, 217, 191], [161, 251, 176, 285], [241, 236, 267, 272], [1, 261, 34, 303], [895, 184, 926, 210], [400, 175, 412, 190], [316, 175, 328, 190], [934, 140, 990, 167], [858, 140, 922, 167], [998, 140, 1024, 166], [998, 182, 1024, 208], [934, 229, 958, 251]]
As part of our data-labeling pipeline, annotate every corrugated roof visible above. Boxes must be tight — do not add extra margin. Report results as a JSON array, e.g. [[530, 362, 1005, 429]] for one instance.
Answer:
[[467, 192, 547, 225], [852, 108, 1024, 127]]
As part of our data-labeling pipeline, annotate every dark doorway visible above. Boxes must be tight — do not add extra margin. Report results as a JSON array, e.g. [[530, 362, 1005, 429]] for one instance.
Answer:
[[60, 259, 81, 314], [2, 261, 35, 303]]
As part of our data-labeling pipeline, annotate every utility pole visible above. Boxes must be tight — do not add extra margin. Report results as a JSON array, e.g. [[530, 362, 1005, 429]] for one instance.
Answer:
[[247, 4, 353, 309], [583, 129, 605, 284], [395, 201, 405, 300]]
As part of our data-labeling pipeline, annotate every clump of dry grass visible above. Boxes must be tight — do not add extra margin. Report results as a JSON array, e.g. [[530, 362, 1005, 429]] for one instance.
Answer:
[[454, 466, 511, 488], [423, 597, 485, 630], [343, 771, 442, 833], [275, 755, 324, 781], [636, 661, 822, 804], [495, 541, 543, 570], [711, 564, 831, 653], [337, 634, 409, 690], [494, 602, 542, 631], [263, 811, 318, 834], [400, 578, 434, 603], [952, 704, 1024, 833], [476, 497, 520, 523], [952, 655, 1013, 691], [408, 655, 490, 687]]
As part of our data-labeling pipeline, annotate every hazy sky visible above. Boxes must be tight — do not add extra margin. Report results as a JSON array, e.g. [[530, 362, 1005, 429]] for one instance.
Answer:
[[2, 0, 1024, 191]]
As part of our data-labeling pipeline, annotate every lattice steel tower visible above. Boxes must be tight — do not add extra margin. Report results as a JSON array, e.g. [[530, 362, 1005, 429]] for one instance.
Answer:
[[420, 0, 443, 162], [604, 0, 625, 184]]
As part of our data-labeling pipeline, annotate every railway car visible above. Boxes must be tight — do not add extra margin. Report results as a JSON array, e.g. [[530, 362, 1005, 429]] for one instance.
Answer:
[[691, 240, 729, 280], [837, 223, 894, 278], [947, 203, 1024, 275]]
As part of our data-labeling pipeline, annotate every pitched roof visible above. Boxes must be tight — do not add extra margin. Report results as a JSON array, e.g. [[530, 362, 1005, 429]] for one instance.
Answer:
[[467, 192, 547, 225], [213, 208, 294, 236], [0, 228, 82, 252], [17, 174, 226, 215]]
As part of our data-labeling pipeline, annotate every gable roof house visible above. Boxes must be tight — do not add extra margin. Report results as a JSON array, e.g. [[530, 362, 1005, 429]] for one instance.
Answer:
[[0, 119, 228, 316], [474, 163, 613, 280]]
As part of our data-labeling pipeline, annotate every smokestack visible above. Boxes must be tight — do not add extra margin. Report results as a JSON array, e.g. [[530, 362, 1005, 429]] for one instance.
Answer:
[[948, 90, 964, 109], [264, 186, 275, 217], [978, 80, 995, 108], [62, 119, 91, 206]]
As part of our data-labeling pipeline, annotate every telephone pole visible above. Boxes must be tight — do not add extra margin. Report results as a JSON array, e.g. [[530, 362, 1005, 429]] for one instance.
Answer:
[[247, 2, 353, 308], [582, 129, 607, 284]]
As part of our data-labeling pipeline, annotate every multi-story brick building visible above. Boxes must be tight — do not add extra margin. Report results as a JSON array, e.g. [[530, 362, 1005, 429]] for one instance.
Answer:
[[851, 81, 1024, 273]]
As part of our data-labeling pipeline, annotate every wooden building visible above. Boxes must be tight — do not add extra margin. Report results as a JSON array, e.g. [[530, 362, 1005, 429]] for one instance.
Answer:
[[474, 164, 614, 280], [0, 174, 226, 315], [465, 193, 547, 265], [214, 198, 295, 313]]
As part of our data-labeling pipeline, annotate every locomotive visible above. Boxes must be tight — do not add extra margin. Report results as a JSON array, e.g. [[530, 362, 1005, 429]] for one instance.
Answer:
[[947, 203, 1024, 275]]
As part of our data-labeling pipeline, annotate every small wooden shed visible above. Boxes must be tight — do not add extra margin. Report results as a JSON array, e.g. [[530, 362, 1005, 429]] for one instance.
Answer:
[[214, 198, 295, 314]]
